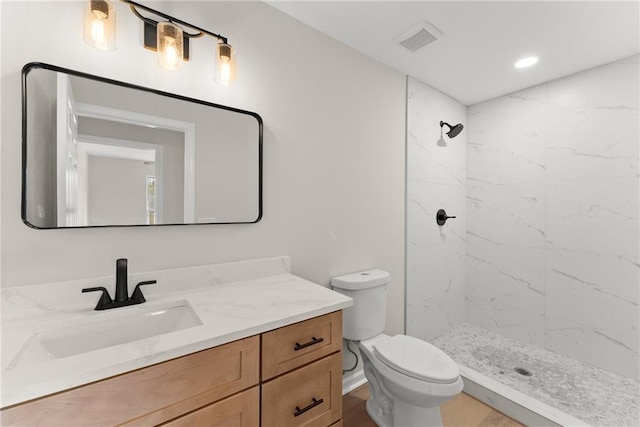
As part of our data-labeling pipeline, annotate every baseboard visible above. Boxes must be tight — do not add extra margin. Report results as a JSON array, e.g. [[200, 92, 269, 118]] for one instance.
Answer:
[[342, 368, 367, 395]]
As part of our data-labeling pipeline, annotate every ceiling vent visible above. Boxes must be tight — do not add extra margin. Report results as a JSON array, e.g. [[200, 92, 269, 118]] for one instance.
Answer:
[[394, 21, 444, 53]]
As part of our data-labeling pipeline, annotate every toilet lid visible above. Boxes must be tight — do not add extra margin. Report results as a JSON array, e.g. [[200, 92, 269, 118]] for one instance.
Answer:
[[373, 335, 459, 383]]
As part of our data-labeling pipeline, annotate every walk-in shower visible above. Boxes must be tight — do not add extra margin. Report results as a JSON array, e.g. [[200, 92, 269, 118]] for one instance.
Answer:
[[406, 54, 639, 426]]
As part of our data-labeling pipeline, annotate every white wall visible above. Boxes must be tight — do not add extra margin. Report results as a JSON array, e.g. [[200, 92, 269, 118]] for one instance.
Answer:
[[0, 2, 406, 336], [467, 55, 639, 379], [405, 77, 467, 341], [0, 1, 3, 307], [87, 156, 154, 225]]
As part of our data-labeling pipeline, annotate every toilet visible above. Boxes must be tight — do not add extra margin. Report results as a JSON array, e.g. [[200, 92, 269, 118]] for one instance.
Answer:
[[331, 270, 463, 427]]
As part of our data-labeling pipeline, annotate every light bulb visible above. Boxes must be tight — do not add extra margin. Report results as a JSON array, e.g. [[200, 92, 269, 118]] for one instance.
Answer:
[[91, 19, 106, 46], [218, 59, 232, 85], [163, 38, 179, 68], [83, 0, 116, 51], [157, 22, 184, 70]]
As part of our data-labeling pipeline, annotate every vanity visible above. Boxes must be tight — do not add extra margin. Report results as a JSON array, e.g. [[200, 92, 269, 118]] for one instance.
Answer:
[[1, 257, 353, 426]]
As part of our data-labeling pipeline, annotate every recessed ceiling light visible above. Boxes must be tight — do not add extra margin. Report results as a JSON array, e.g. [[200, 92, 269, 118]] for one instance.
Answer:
[[515, 56, 538, 69]]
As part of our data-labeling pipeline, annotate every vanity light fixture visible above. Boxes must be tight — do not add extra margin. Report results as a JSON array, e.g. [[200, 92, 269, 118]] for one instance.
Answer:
[[83, 0, 237, 84], [83, 0, 117, 51]]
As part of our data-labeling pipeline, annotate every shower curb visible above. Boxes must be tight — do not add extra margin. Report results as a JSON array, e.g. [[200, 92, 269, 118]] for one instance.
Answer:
[[459, 364, 593, 427]]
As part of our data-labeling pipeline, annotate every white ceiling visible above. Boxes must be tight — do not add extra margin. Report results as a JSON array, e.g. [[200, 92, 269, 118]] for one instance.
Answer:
[[267, 1, 640, 105]]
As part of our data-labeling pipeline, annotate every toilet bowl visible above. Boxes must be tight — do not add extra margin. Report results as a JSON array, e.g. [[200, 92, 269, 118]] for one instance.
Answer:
[[331, 269, 463, 427], [358, 334, 463, 427]]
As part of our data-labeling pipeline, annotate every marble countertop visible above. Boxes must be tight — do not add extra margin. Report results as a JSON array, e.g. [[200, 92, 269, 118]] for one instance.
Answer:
[[1, 256, 353, 408]]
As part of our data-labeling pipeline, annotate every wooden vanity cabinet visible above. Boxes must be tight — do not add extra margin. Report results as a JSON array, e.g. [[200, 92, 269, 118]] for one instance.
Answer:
[[262, 310, 342, 380], [161, 386, 260, 427], [1, 311, 343, 427], [1, 336, 260, 427], [261, 311, 343, 427], [262, 353, 342, 427]]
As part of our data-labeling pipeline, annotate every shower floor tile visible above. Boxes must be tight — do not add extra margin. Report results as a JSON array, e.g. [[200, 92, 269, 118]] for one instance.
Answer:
[[432, 324, 640, 427]]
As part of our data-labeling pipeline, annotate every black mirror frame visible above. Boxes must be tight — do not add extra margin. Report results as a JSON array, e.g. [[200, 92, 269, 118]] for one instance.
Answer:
[[21, 62, 263, 229]]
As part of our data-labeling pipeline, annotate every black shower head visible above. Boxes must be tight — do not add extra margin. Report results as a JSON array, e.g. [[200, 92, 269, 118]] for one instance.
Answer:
[[440, 121, 464, 138]]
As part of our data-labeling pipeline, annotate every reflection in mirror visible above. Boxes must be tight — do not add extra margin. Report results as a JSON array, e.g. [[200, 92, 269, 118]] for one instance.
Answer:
[[22, 63, 262, 228]]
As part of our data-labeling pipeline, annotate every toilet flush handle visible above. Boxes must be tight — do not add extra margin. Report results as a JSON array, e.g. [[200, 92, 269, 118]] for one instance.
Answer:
[[436, 209, 456, 226]]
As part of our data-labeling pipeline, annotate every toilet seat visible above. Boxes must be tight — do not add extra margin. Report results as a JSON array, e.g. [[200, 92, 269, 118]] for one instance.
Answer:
[[373, 335, 459, 384]]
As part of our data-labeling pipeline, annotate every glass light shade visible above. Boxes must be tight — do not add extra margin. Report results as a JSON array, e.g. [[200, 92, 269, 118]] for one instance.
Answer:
[[215, 42, 236, 86], [83, 0, 116, 51], [157, 22, 184, 70]]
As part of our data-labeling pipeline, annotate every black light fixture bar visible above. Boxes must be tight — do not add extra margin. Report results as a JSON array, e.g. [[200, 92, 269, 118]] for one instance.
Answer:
[[121, 0, 228, 61], [122, 0, 227, 42]]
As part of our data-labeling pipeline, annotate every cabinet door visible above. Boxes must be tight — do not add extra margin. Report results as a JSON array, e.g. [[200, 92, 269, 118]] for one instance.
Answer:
[[262, 311, 342, 380], [161, 386, 259, 427], [1, 336, 260, 427], [262, 353, 342, 427]]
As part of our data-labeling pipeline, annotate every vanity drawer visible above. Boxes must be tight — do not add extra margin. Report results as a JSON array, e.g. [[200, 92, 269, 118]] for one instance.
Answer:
[[1, 335, 260, 427], [161, 386, 259, 427], [261, 352, 342, 427], [262, 311, 342, 380]]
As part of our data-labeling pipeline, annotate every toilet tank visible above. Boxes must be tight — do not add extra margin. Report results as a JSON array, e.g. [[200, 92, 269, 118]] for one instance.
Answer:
[[331, 269, 390, 341]]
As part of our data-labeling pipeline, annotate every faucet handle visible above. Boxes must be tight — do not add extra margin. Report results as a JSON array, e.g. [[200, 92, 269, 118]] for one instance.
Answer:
[[82, 287, 113, 310], [131, 280, 156, 303]]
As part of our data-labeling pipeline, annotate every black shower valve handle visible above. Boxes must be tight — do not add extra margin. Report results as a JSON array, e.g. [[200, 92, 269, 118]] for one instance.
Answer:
[[436, 209, 456, 226]]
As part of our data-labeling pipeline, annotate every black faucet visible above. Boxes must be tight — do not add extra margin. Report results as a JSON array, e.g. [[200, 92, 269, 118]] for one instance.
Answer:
[[82, 258, 156, 310], [115, 258, 128, 302]]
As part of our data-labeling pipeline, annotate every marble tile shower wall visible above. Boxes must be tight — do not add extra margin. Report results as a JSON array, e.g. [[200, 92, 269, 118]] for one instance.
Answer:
[[466, 55, 639, 380], [406, 77, 467, 341]]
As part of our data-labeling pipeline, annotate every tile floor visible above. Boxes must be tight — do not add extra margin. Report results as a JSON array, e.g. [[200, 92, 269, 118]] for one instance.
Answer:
[[432, 324, 640, 427]]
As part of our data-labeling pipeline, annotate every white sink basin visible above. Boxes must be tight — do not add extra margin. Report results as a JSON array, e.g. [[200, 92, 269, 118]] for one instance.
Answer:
[[7, 300, 202, 370]]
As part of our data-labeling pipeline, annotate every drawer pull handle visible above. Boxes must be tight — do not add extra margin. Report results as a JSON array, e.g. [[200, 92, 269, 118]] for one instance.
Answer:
[[294, 397, 324, 417], [294, 336, 324, 351]]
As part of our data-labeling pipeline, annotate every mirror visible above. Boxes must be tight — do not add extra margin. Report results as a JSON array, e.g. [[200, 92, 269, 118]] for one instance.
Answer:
[[22, 62, 262, 228]]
